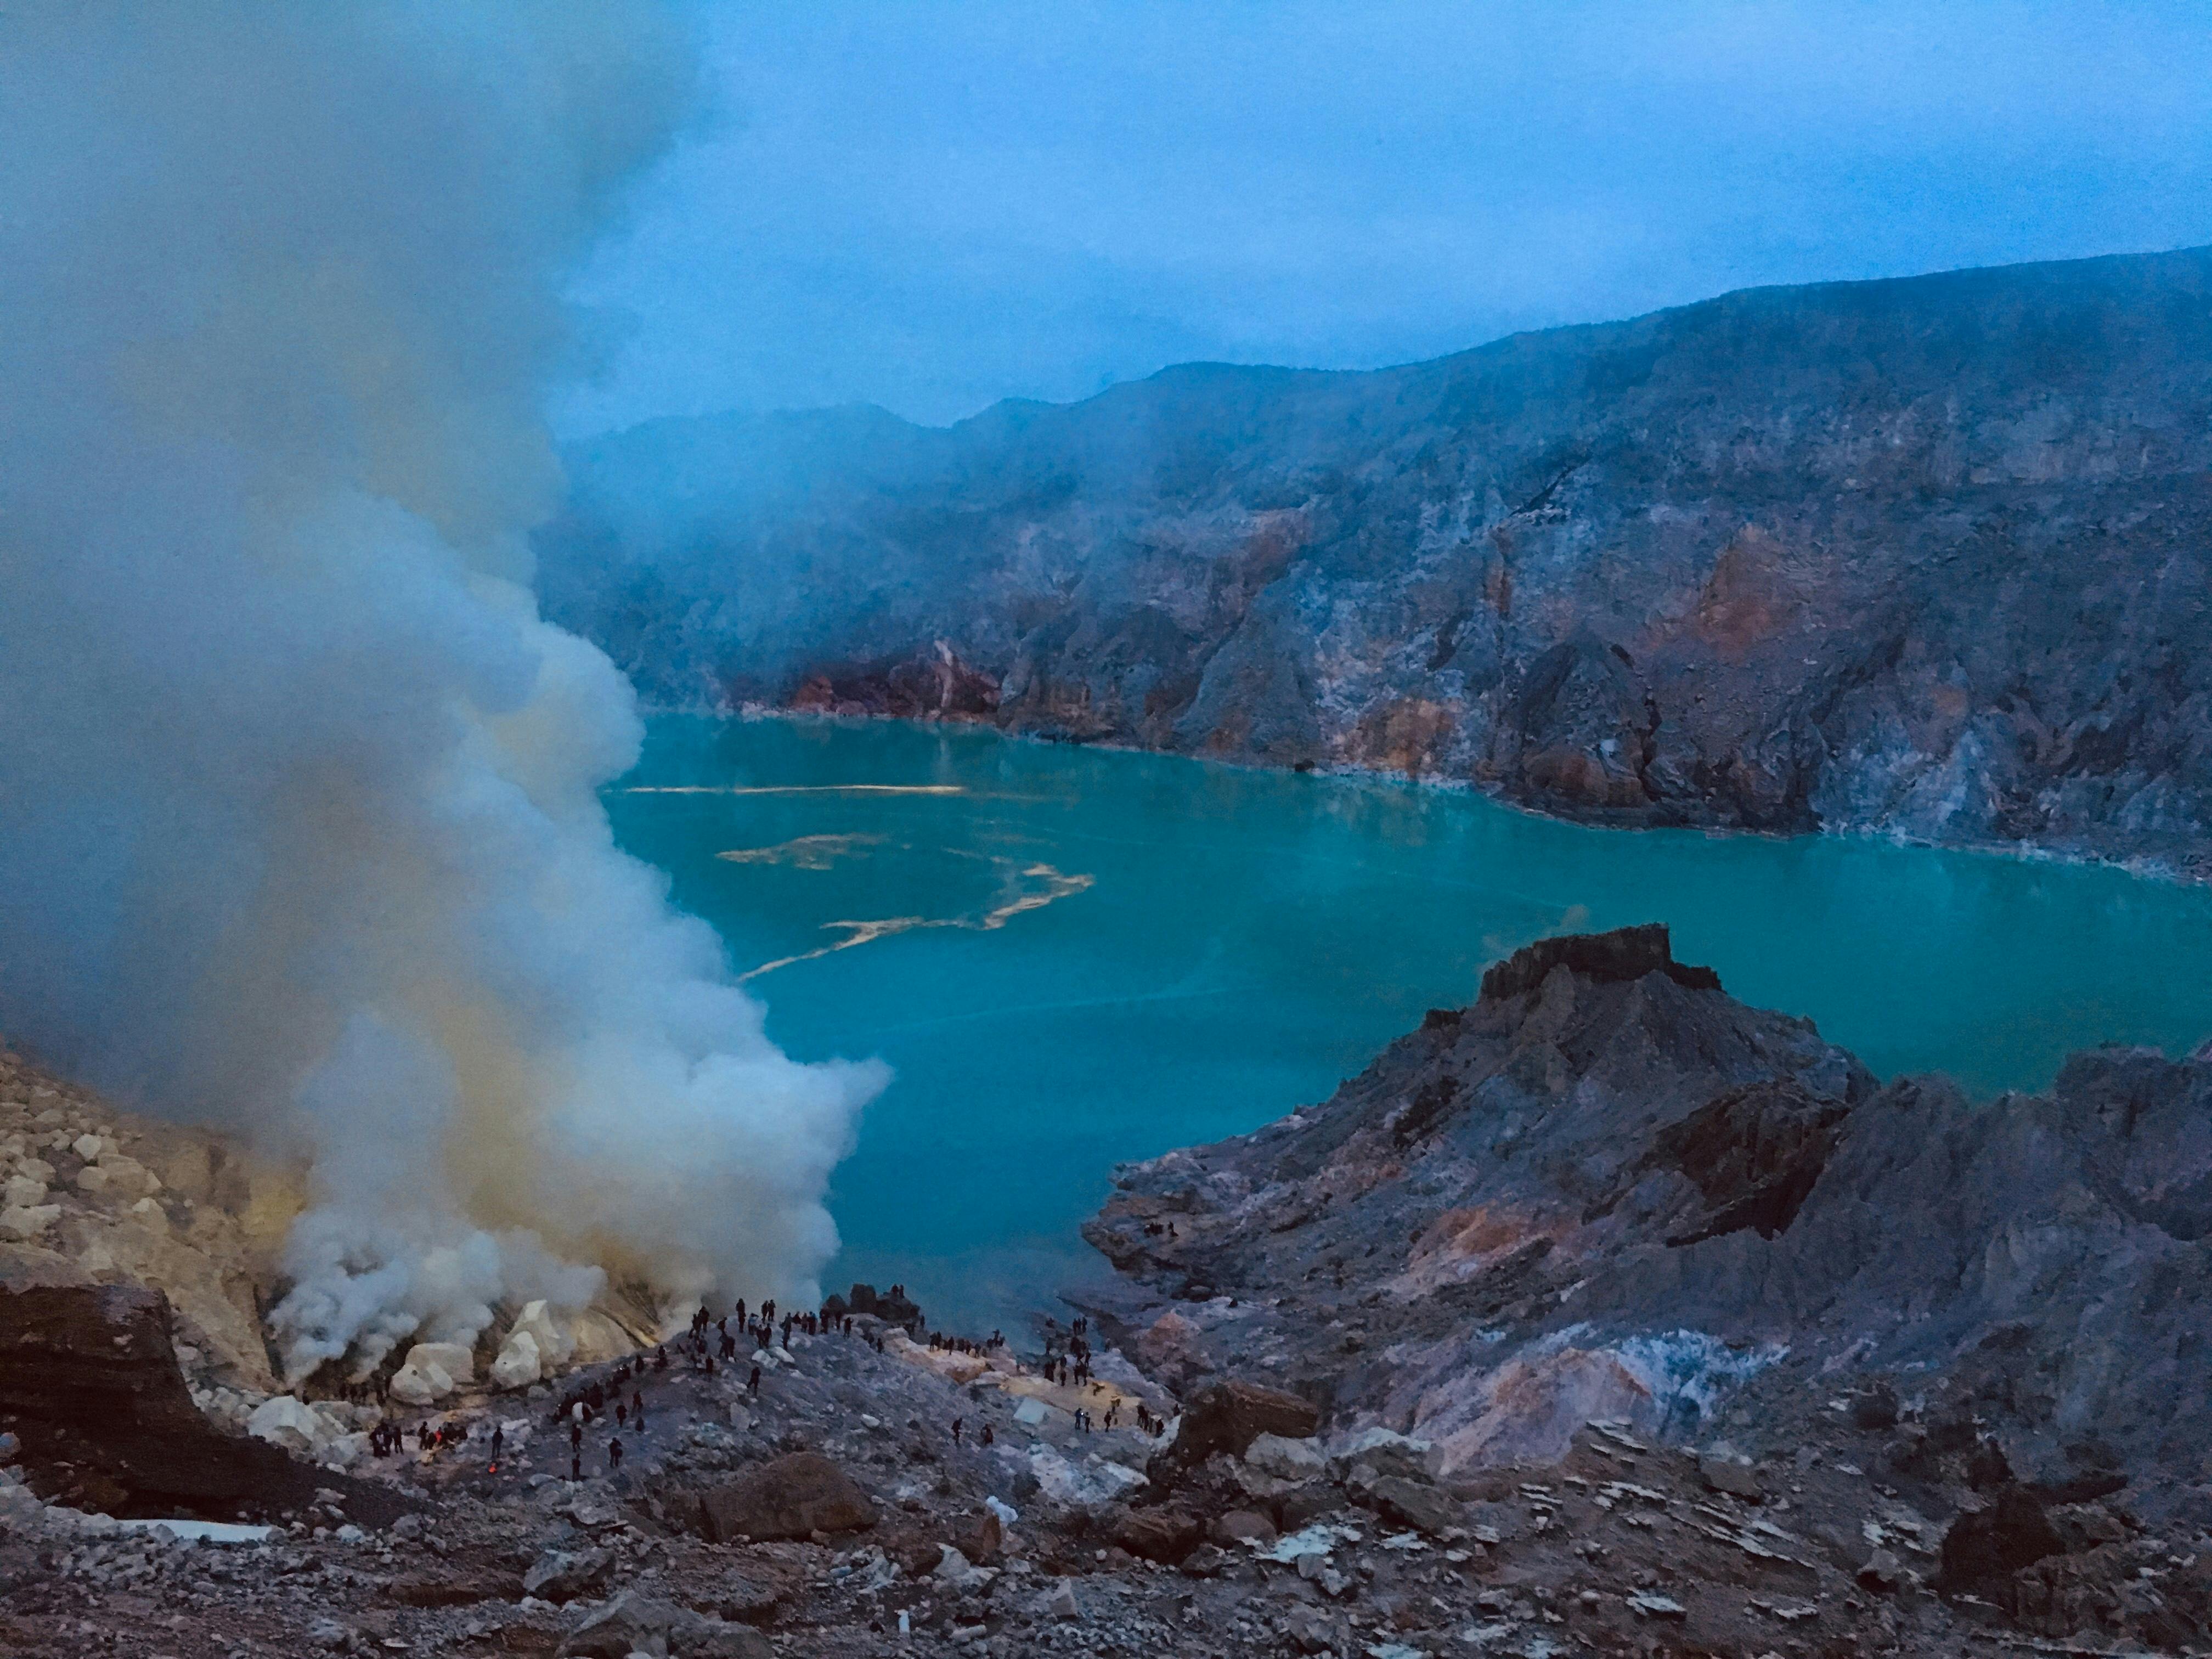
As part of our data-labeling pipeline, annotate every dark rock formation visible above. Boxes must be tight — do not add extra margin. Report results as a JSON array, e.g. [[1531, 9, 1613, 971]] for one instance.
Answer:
[[541, 245, 2212, 873], [1475, 922, 1721, 1001], [696, 1452, 877, 1543], [0, 1282, 397, 1523], [1080, 927, 2212, 1549]]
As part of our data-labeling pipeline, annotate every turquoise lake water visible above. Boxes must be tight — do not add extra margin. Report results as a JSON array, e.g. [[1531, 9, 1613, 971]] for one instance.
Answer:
[[608, 714, 2212, 1326]]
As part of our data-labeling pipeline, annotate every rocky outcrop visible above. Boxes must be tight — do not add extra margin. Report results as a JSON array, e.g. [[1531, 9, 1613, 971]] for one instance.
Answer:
[[0, 1282, 396, 1522], [0, 1045, 302, 1398], [542, 245, 2212, 874], [1080, 926, 2212, 1551]]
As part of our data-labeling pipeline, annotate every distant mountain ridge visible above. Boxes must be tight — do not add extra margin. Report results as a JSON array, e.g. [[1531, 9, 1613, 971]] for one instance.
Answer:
[[537, 245, 2212, 874]]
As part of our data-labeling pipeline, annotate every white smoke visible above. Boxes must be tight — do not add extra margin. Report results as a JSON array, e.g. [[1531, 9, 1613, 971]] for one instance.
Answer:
[[0, 3, 885, 1380]]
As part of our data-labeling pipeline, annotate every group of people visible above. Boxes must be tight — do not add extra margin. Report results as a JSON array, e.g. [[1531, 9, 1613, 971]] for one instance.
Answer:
[[344, 1293, 1175, 1492], [1040, 1315, 1096, 1387]]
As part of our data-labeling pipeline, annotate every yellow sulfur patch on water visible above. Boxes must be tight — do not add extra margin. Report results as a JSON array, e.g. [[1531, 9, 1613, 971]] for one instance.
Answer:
[[737, 856, 1095, 981], [716, 834, 885, 870]]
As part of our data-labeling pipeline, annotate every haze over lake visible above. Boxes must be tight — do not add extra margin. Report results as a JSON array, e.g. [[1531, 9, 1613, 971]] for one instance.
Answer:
[[611, 714, 2212, 1325]]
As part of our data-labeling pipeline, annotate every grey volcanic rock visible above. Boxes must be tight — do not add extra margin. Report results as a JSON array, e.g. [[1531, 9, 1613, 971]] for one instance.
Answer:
[[695, 1450, 876, 1543], [542, 246, 2212, 872], [1079, 927, 2212, 1540]]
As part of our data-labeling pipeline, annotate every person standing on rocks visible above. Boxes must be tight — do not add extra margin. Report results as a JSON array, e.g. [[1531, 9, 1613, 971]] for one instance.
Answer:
[[608, 1436, 623, 1475]]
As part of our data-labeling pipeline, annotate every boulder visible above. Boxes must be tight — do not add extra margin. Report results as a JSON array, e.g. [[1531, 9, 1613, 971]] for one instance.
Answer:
[[95, 1153, 161, 1197], [0, 1203, 58, 1240], [246, 1396, 330, 1458], [933, 1544, 997, 1592], [1699, 1454, 1764, 1501], [387, 1359, 453, 1407], [523, 1547, 613, 1604], [75, 1164, 109, 1193], [558, 1590, 771, 1658], [1331, 1427, 1436, 1483], [951, 1505, 1003, 1564], [1363, 1474, 1465, 1537], [1037, 1579, 1080, 1621], [1210, 1508, 1277, 1545], [1152, 1379, 1318, 1484], [71, 1133, 103, 1162], [1111, 1505, 1204, 1564], [1, 1173, 46, 1209], [697, 1452, 876, 1543], [404, 1340, 475, 1386], [1244, 1431, 1327, 1482], [489, 1330, 541, 1390], [509, 1300, 575, 1369]]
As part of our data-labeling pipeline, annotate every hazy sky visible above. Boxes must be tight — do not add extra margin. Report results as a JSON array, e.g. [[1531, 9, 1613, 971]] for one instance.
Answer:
[[558, 0, 2212, 434]]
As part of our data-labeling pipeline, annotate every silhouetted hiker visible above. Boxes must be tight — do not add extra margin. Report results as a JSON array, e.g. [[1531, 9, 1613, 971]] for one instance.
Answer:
[[491, 1424, 505, 1458], [571, 1451, 580, 1482], [733, 1297, 746, 1327], [570, 1421, 583, 1453], [615, 1403, 627, 1429], [980, 1424, 994, 1448], [608, 1436, 623, 1473], [417, 1423, 433, 1453], [653, 1346, 668, 1372], [951, 1418, 963, 1446], [633, 1390, 645, 1426], [748, 1363, 761, 1396]]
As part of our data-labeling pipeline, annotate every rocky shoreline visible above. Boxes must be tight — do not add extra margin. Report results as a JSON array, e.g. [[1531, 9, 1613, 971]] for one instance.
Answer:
[[542, 246, 2212, 879], [4, 926, 2211, 1655]]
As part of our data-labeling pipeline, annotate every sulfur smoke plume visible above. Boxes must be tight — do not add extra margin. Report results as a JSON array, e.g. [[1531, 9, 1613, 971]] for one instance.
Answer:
[[0, 4, 884, 1379]]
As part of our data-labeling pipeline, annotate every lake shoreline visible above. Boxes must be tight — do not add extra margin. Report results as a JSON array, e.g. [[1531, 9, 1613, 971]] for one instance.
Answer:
[[686, 700, 2212, 890]]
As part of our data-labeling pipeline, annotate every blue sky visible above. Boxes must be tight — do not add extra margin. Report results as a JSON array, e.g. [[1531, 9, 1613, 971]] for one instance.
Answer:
[[557, 1, 2212, 434]]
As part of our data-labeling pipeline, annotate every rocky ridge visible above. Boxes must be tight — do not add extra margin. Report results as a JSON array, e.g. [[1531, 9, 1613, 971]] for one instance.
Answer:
[[1079, 924, 2212, 1651], [540, 244, 2212, 874]]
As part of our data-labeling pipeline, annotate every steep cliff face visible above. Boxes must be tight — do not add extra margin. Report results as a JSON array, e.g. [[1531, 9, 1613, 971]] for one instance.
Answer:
[[541, 245, 2212, 873]]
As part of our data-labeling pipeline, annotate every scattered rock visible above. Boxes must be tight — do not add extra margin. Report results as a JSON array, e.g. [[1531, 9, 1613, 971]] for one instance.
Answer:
[[1038, 1578, 1080, 1621], [523, 1546, 614, 1603], [1859, 1547, 1903, 1590], [1699, 1454, 1764, 1501]]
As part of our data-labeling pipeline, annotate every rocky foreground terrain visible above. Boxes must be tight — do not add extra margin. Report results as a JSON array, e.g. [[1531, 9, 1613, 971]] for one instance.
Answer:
[[4, 928, 2212, 1656], [540, 244, 2212, 874]]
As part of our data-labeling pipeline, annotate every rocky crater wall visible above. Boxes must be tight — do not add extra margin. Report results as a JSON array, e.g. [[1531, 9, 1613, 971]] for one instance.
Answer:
[[541, 244, 2212, 874]]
